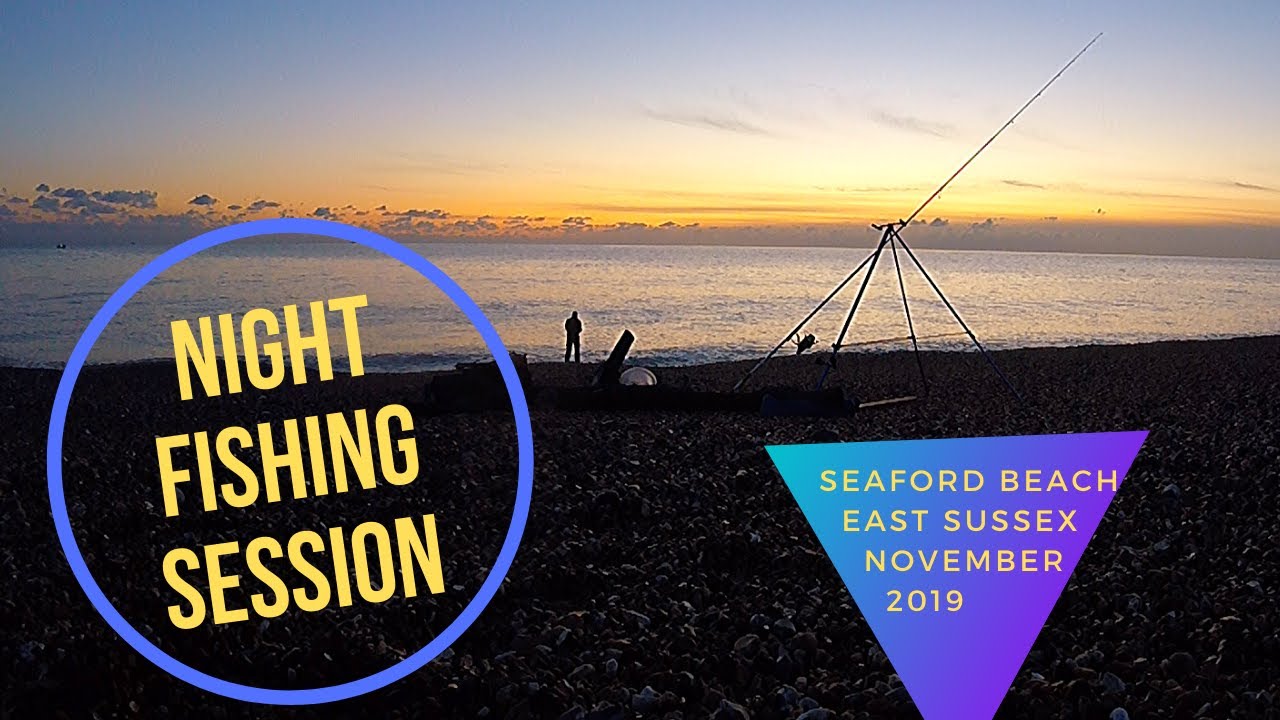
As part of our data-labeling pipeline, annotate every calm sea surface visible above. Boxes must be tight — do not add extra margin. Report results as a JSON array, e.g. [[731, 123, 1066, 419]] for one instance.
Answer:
[[2, 241, 1277, 371]]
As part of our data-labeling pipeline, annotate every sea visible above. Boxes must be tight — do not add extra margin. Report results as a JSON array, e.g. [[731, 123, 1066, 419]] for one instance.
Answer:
[[2, 241, 1277, 371]]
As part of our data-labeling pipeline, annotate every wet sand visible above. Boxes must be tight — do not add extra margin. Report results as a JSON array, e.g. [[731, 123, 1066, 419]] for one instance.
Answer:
[[1, 336, 1277, 719]]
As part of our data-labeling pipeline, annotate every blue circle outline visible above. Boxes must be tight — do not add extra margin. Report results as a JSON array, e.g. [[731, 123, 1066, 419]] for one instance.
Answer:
[[45, 218, 534, 705]]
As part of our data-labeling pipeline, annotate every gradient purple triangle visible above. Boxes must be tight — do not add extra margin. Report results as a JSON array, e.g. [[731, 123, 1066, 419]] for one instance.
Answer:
[[767, 431, 1147, 720]]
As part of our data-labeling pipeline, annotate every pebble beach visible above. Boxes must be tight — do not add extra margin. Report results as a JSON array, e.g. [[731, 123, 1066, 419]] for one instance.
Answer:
[[1, 335, 1277, 719]]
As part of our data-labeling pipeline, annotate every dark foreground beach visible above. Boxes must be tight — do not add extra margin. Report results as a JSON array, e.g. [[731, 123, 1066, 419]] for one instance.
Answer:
[[2, 336, 1277, 719]]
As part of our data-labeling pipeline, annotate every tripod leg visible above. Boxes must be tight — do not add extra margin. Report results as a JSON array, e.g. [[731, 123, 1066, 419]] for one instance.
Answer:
[[733, 246, 878, 392], [889, 230, 928, 397], [816, 230, 891, 390], [897, 237, 1026, 405]]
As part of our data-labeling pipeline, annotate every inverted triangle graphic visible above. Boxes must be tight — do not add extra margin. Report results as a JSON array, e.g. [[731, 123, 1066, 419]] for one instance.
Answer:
[[767, 432, 1146, 720]]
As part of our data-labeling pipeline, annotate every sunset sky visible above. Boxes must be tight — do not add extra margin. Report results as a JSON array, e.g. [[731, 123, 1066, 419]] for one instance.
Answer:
[[2, 1, 1278, 256]]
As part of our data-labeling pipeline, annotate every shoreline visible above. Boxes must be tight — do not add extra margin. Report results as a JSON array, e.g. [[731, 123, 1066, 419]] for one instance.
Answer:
[[3, 333, 1277, 378]]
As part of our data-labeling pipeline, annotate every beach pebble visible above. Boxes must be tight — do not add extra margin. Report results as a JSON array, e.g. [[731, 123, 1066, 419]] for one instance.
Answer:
[[712, 699, 750, 720], [584, 704, 623, 720], [557, 706, 585, 720], [1164, 651, 1197, 678], [733, 634, 761, 658], [808, 428, 839, 443], [774, 685, 800, 711], [631, 686, 660, 714], [1100, 671, 1125, 694]]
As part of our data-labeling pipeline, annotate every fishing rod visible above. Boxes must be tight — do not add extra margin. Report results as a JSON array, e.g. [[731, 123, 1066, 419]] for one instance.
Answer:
[[736, 34, 1102, 397], [900, 32, 1102, 228], [813, 34, 1103, 397]]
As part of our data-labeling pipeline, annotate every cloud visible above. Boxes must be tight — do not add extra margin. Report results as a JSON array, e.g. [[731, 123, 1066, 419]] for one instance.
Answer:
[[641, 107, 775, 137], [30, 196, 61, 212], [227, 204, 242, 211], [816, 184, 926, 194], [19, 185, 158, 211], [246, 199, 281, 212], [92, 189, 158, 208], [188, 194, 218, 206], [387, 208, 450, 219], [1011, 126, 1084, 152], [576, 201, 830, 215], [1002, 179, 1047, 190], [62, 195, 118, 215], [7, 194, 1278, 259], [447, 217, 499, 232], [1226, 180, 1276, 193], [5, 195, 27, 205], [1073, 183, 1211, 202], [35, 183, 49, 192], [378, 151, 515, 178], [868, 109, 952, 138], [313, 206, 332, 217]]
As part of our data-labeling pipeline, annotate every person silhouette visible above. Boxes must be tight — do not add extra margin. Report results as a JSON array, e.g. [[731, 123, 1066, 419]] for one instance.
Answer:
[[564, 311, 583, 363]]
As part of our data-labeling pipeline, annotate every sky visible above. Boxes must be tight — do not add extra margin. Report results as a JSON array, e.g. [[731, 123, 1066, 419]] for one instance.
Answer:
[[2, 1, 1278, 257]]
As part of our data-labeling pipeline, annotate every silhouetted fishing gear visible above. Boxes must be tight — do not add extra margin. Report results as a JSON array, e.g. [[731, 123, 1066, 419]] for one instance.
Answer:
[[792, 332, 818, 354], [901, 32, 1102, 228], [734, 33, 1102, 410], [831, 330, 968, 350]]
